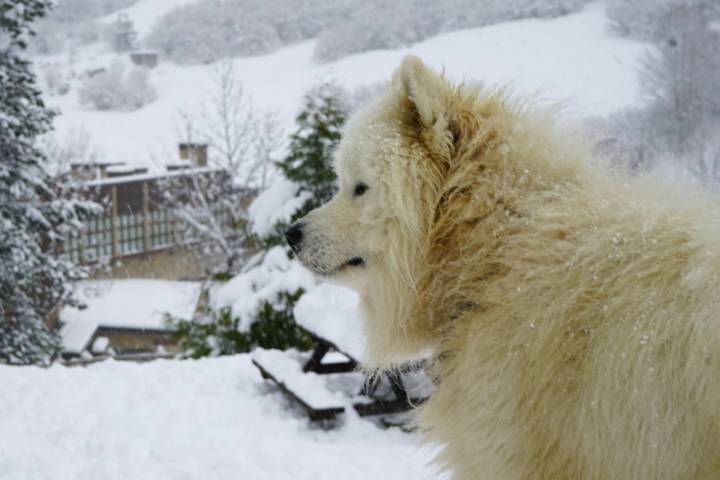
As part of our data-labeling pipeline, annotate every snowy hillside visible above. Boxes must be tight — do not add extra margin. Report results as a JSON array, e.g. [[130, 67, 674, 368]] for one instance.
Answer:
[[97, 0, 199, 37], [39, 2, 650, 171], [0, 355, 442, 480]]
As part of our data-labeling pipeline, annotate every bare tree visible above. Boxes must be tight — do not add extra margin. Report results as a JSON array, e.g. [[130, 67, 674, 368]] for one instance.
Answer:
[[37, 126, 103, 180], [194, 60, 283, 190], [158, 61, 284, 272]]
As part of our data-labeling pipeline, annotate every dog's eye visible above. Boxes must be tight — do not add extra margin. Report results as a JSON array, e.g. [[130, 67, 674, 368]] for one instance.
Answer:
[[354, 183, 368, 197]]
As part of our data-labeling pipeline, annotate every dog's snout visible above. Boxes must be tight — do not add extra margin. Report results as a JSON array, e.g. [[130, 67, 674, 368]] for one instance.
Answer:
[[285, 223, 304, 250]]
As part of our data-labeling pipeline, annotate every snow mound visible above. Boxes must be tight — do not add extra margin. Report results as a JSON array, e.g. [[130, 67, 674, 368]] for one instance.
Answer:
[[294, 284, 366, 361]]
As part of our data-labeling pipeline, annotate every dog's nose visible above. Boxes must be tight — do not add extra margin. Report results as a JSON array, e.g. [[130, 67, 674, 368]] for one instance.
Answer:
[[285, 223, 304, 250]]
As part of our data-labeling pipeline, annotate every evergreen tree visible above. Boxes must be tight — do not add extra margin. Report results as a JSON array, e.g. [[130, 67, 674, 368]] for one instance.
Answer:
[[277, 82, 347, 221], [0, 0, 95, 365]]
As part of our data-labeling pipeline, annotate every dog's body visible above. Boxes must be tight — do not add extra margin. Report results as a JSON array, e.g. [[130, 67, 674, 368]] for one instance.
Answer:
[[289, 57, 720, 479]]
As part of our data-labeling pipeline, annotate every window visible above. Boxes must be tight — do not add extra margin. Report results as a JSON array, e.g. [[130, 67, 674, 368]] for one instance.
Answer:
[[150, 209, 173, 249], [84, 214, 113, 261], [118, 212, 144, 255]]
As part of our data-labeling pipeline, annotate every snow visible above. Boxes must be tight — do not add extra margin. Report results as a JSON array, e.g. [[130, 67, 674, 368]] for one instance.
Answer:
[[60, 279, 202, 354], [248, 176, 311, 237], [294, 283, 366, 362], [0, 356, 443, 480], [252, 348, 367, 409], [212, 247, 316, 331], [91, 336, 110, 354], [59, 314, 99, 355], [45, 2, 650, 170]]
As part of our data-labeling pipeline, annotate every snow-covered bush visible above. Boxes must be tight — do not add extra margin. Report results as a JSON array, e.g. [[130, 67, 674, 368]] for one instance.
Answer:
[[78, 61, 157, 111], [167, 247, 316, 358]]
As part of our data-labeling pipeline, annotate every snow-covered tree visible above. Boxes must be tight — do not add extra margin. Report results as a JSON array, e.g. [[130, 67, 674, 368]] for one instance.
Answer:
[[145, 0, 283, 64], [0, 0, 97, 365], [639, 4, 720, 148], [606, 0, 720, 42], [78, 60, 156, 111], [276, 82, 347, 223], [194, 61, 282, 191], [600, 2, 720, 179]]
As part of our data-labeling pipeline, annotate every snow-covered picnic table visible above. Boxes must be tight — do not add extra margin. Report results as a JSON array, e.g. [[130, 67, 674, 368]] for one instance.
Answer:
[[252, 283, 433, 422]]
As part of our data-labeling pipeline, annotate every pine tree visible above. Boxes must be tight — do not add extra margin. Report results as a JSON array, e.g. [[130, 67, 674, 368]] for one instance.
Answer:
[[0, 0, 95, 365], [277, 82, 347, 221]]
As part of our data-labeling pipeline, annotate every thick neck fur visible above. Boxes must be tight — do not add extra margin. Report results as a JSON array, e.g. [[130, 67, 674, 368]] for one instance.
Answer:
[[361, 89, 588, 366]]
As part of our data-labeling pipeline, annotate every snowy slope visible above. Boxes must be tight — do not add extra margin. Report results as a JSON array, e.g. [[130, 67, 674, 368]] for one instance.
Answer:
[[43, 2, 650, 170], [0, 355, 443, 480], [98, 0, 199, 37]]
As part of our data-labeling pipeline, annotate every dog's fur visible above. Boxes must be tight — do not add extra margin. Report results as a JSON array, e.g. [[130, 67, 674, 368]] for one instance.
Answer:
[[293, 56, 720, 479]]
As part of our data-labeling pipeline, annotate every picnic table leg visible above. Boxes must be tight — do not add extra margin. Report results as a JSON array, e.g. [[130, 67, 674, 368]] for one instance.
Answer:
[[303, 341, 330, 373]]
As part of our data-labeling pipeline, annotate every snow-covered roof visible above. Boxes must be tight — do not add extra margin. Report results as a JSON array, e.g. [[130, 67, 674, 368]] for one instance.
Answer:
[[60, 279, 202, 354], [81, 166, 221, 187], [105, 164, 139, 173]]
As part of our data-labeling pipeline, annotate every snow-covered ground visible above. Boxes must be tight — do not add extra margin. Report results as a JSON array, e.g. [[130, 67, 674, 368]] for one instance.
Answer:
[[0, 355, 443, 480], [41, 2, 650, 170]]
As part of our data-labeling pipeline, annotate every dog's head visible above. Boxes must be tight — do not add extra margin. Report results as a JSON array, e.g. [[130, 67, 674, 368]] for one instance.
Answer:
[[287, 56, 454, 292], [286, 56, 462, 364]]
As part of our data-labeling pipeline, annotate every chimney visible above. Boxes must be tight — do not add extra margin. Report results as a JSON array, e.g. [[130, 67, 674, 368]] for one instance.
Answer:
[[178, 143, 208, 167]]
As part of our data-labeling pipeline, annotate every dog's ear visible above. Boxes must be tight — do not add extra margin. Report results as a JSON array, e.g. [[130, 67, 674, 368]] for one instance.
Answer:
[[393, 55, 453, 159]]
